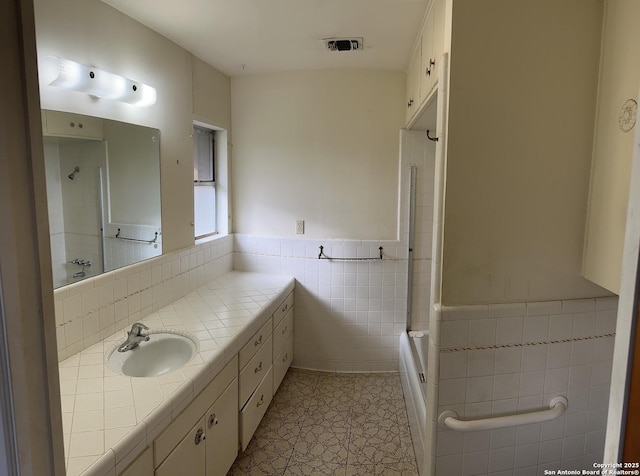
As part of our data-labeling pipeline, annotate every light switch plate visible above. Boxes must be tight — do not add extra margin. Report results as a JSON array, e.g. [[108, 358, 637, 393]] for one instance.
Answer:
[[296, 220, 305, 234]]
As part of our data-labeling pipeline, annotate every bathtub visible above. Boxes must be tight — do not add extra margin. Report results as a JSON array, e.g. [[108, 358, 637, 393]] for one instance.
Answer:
[[399, 330, 428, 475]]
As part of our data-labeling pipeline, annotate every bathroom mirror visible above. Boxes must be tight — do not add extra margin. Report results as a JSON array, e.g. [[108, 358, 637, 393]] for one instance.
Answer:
[[42, 109, 161, 288]]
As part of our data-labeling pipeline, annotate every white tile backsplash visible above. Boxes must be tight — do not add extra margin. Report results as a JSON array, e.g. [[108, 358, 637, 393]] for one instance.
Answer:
[[54, 235, 233, 360]]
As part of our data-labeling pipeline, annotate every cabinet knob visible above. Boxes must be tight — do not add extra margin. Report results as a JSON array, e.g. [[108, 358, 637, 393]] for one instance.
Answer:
[[256, 395, 265, 407], [282, 326, 288, 334], [426, 59, 436, 76], [78, 123, 84, 129], [407, 98, 414, 108], [255, 361, 263, 373], [69, 122, 75, 128], [254, 335, 263, 346], [282, 353, 288, 363], [283, 304, 288, 313], [208, 413, 218, 427], [194, 427, 205, 445]]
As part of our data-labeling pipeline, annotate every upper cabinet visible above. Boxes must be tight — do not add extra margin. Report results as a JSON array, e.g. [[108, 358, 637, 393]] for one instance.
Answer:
[[42, 109, 104, 140], [405, 0, 446, 127], [583, 0, 640, 294], [405, 41, 422, 124]]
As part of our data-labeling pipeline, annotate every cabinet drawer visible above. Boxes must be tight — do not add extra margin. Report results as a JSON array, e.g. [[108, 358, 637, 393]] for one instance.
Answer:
[[273, 292, 293, 327], [43, 110, 104, 139], [240, 367, 273, 451], [273, 306, 293, 354], [273, 334, 293, 393], [154, 356, 237, 467], [239, 319, 272, 370], [239, 335, 272, 407]]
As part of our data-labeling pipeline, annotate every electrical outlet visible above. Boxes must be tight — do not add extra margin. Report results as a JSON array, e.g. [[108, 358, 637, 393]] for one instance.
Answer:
[[296, 220, 305, 234]]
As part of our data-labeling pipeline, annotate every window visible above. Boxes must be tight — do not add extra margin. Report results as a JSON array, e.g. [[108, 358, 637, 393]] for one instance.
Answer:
[[193, 125, 216, 238]]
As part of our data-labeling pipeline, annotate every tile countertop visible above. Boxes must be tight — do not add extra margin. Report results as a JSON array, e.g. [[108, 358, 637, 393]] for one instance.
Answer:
[[58, 271, 295, 476]]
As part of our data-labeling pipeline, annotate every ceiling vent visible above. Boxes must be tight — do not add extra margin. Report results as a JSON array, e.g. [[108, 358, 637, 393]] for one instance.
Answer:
[[323, 38, 363, 52]]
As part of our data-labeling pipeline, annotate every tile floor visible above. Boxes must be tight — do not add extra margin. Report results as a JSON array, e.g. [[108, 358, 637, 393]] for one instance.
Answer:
[[228, 369, 418, 475]]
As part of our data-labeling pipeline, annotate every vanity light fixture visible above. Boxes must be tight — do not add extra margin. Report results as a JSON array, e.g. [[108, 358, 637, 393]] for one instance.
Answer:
[[48, 58, 156, 107]]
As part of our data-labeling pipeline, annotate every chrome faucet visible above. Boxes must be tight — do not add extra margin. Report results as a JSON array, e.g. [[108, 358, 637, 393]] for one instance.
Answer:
[[117, 323, 150, 352]]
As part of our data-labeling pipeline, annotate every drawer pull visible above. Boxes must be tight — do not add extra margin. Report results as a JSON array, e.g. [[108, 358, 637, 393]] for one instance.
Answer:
[[256, 395, 265, 407], [195, 427, 205, 445], [282, 353, 288, 362], [254, 335, 263, 346], [282, 304, 288, 313], [208, 413, 218, 427], [255, 361, 263, 373], [282, 325, 288, 334]]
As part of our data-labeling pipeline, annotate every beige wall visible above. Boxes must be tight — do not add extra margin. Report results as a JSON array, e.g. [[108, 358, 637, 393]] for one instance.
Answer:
[[441, 0, 608, 304], [192, 56, 232, 131], [583, 0, 640, 294], [231, 70, 405, 239], [34, 0, 230, 253]]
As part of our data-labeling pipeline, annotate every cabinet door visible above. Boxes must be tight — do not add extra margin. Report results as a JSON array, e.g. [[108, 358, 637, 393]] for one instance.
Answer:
[[430, 0, 445, 84], [273, 306, 293, 354], [406, 42, 421, 125], [273, 334, 293, 393], [155, 418, 206, 476], [43, 110, 104, 139], [120, 446, 153, 476], [205, 379, 239, 476], [420, 10, 435, 100]]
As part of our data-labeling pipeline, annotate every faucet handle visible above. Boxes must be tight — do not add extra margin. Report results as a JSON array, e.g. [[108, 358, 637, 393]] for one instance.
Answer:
[[130, 322, 149, 336]]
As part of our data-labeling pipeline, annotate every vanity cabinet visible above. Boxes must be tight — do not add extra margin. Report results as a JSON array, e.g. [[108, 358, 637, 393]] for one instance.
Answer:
[[240, 367, 273, 450], [238, 319, 273, 450], [41, 109, 104, 139], [155, 418, 206, 476], [205, 380, 239, 476], [153, 357, 238, 476], [115, 288, 295, 476], [273, 292, 294, 392], [120, 446, 153, 476]]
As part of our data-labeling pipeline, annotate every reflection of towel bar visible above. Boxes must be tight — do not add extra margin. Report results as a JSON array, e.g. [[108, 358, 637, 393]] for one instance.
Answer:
[[439, 396, 568, 432], [318, 245, 383, 261], [115, 228, 158, 244]]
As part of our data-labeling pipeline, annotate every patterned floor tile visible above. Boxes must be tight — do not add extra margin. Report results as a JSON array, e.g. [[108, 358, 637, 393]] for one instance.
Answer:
[[354, 374, 405, 403], [284, 460, 347, 475], [291, 422, 350, 464], [346, 462, 419, 475], [227, 369, 417, 476], [228, 446, 291, 475], [348, 423, 405, 465]]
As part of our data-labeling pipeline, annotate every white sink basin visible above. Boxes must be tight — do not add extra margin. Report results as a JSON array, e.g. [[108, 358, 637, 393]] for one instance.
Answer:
[[108, 331, 198, 377]]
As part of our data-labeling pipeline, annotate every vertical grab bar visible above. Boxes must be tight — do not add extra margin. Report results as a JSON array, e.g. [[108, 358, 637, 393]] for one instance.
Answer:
[[98, 167, 106, 274], [406, 165, 417, 332]]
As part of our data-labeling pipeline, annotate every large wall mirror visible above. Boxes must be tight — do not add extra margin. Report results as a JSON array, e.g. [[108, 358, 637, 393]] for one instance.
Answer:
[[42, 109, 162, 288]]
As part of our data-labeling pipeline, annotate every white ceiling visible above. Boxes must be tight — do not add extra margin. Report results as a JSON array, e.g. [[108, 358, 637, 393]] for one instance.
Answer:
[[100, 0, 429, 77]]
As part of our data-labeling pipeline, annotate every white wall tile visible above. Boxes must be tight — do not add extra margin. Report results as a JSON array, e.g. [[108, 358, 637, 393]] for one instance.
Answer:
[[434, 296, 615, 475], [496, 318, 523, 345], [54, 236, 234, 360]]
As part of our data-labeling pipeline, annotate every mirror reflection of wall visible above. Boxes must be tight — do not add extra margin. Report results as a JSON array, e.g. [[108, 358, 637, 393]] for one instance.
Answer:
[[42, 110, 162, 288]]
